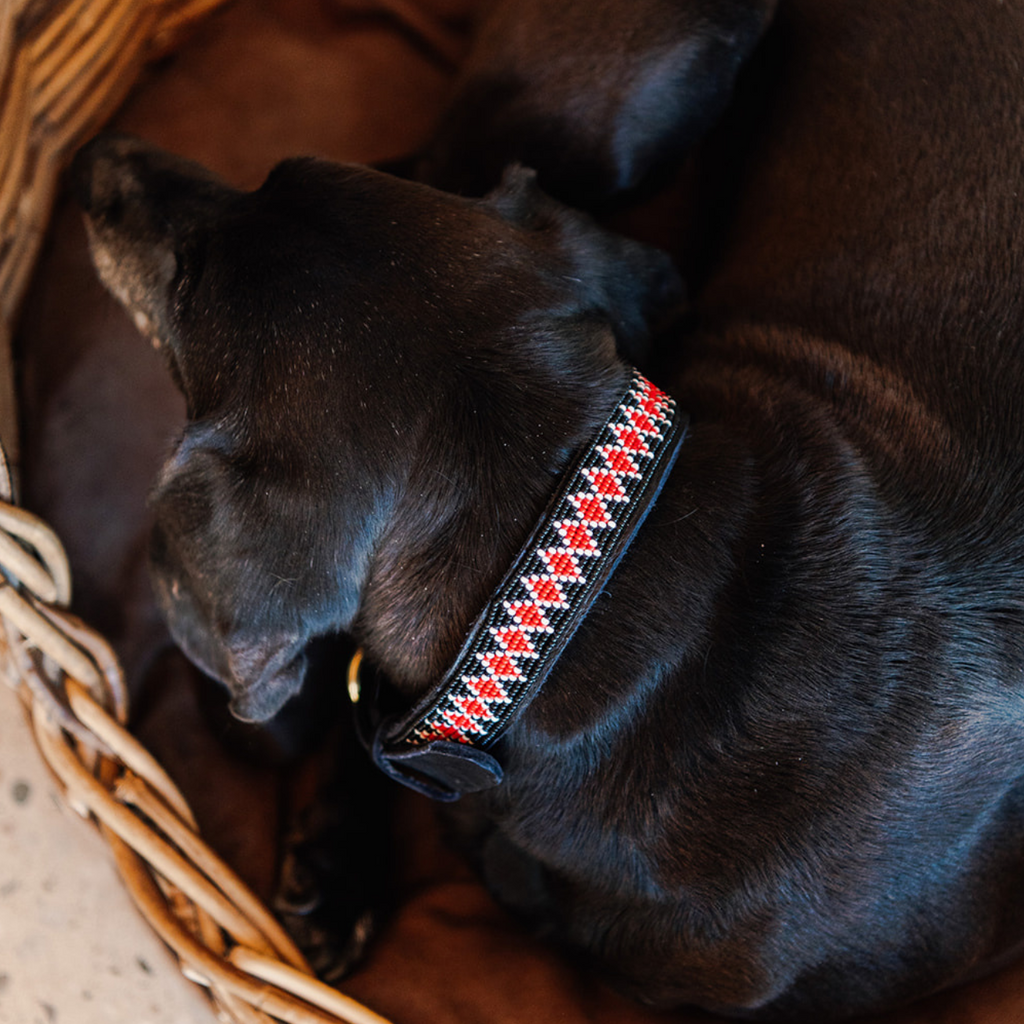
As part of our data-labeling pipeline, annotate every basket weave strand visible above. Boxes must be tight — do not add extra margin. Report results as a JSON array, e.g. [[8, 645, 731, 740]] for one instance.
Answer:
[[29, 697, 392, 1024], [0, 0, 240, 459]]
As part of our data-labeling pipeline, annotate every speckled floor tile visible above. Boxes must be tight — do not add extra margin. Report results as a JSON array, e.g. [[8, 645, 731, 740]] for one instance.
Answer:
[[0, 680, 215, 1024]]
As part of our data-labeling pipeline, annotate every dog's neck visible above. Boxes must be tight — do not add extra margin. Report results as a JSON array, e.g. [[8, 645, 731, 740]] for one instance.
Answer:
[[354, 368, 687, 800], [353, 359, 631, 698]]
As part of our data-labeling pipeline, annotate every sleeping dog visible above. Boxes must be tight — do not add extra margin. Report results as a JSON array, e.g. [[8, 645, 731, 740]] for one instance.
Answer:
[[72, 0, 1024, 1018]]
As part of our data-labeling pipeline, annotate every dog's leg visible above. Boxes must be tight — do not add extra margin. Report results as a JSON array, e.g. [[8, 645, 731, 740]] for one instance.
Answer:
[[273, 708, 396, 983], [183, 630, 397, 981], [418, 0, 777, 205]]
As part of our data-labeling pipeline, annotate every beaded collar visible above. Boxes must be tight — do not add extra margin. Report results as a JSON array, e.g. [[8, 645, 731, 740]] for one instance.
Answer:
[[351, 368, 687, 800]]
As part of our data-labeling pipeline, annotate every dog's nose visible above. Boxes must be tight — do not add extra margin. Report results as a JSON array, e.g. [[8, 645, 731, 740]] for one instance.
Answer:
[[72, 134, 231, 228], [71, 134, 148, 219]]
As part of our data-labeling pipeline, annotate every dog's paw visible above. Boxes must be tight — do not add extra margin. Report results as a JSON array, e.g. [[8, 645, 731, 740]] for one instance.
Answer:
[[419, 0, 778, 205], [274, 814, 379, 981], [273, 727, 396, 983]]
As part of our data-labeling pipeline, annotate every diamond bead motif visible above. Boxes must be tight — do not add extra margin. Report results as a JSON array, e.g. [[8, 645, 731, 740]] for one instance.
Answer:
[[410, 373, 675, 746]]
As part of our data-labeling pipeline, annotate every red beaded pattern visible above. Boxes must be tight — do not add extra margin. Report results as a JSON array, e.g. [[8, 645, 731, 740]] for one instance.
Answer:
[[403, 370, 677, 748]]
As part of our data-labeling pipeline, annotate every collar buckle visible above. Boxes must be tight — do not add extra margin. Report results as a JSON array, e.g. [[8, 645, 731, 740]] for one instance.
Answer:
[[348, 649, 503, 800]]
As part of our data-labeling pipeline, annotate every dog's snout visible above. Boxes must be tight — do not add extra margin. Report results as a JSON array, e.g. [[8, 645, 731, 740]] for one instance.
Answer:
[[72, 134, 233, 231], [71, 135, 152, 221], [71, 139, 121, 221]]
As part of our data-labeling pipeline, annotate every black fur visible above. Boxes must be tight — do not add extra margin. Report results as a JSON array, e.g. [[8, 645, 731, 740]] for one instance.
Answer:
[[418, 0, 777, 206], [73, 0, 1024, 1018]]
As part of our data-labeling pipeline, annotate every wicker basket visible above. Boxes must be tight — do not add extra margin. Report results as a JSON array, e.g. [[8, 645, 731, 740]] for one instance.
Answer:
[[0, 2, 398, 1021], [11, 6, 1024, 1024]]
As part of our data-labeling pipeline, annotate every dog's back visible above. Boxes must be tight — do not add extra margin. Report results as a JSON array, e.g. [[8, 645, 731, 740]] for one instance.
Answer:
[[694, 0, 1024, 435], [477, 0, 1024, 1015]]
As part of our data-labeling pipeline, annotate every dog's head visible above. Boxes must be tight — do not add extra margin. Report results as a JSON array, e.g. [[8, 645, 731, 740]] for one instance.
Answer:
[[74, 135, 682, 721]]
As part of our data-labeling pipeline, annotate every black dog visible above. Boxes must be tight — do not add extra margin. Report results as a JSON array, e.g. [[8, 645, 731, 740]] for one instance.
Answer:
[[72, 0, 1024, 1018]]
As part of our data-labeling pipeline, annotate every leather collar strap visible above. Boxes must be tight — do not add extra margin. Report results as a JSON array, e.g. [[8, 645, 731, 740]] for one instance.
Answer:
[[355, 369, 688, 801]]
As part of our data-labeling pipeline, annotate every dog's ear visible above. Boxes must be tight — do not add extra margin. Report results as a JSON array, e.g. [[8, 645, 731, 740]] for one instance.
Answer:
[[486, 164, 569, 228], [149, 424, 379, 722], [148, 467, 312, 722], [487, 165, 684, 363], [146, 436, 309, 721]]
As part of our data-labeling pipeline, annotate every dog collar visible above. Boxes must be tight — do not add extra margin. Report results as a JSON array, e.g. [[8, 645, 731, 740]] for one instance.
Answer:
[[352, 368, 687, 801]]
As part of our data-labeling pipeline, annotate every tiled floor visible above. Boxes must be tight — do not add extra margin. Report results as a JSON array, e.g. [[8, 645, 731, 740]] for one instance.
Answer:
[[0, 680, 215, 1024]]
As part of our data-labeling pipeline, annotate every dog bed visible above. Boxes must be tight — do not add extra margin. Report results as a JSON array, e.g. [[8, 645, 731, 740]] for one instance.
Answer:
[[2, 2, 1024, 1023]]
